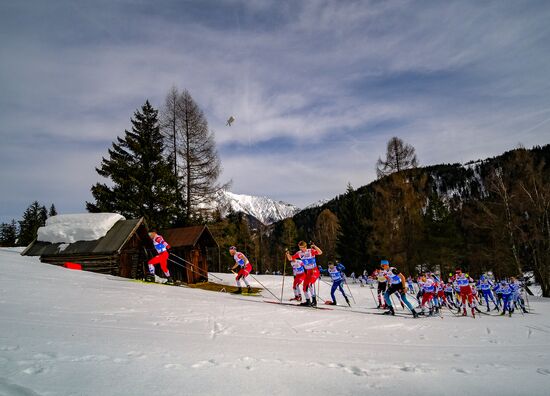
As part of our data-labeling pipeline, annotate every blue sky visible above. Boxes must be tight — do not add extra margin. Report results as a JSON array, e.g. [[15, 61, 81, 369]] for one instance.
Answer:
[[1, 0, 550, 222]]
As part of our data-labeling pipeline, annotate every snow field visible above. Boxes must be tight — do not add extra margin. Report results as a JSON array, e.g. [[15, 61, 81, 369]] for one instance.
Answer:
[[1, 248, 550, 396]]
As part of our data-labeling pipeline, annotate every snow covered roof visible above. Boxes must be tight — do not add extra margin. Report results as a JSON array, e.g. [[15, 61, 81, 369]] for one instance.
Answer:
[[22, 217, 150, 257], [37, 213, 126, 244]]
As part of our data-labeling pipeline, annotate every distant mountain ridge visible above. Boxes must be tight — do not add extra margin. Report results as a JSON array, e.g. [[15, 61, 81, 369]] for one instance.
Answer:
[[215, 190, 300, 225]]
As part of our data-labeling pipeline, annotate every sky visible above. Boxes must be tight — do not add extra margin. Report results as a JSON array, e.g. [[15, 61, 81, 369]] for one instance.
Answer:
[[1, 0, 550, 223]]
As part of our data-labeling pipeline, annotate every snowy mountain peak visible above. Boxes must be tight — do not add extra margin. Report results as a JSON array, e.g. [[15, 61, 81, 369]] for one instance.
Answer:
[[216, 190, 299, 225]]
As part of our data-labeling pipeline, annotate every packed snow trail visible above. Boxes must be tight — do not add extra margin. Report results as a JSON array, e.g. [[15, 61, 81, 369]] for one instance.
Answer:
[[1, 248, 550, 396]]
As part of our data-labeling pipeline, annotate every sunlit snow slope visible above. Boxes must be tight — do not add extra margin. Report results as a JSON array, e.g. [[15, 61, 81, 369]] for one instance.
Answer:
[[1, 248, 550, 396]]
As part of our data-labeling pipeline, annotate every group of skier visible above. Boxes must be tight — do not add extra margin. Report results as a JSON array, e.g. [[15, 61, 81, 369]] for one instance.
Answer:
[[374, 264, 530, 318], [146, 233, 530, 319]]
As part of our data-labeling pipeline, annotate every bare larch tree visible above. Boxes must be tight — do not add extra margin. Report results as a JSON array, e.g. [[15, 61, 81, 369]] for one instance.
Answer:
[[376, 136, 419, 178]]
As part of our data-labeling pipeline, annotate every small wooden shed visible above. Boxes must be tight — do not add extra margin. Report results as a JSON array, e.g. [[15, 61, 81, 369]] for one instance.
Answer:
[[160, 225, 218, 284], [21, 218, 153, 279]]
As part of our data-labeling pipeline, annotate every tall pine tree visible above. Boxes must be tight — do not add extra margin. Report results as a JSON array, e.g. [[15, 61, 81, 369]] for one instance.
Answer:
[[336, 184, 374, 274], [48, 204, 57, 217], [0, 220, 18, 247], [86, 101, 178, 229], [18, 201, 47, 246]]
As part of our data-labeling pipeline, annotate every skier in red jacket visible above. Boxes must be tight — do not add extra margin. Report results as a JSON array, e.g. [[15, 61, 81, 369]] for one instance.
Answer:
[[147, 231, 172, 283]]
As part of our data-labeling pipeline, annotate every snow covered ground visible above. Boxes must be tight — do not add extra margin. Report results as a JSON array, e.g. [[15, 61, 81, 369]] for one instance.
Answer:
[[1, 248, 550, 396]]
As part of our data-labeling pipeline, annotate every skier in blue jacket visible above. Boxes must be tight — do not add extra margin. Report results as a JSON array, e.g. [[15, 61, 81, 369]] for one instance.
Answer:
[[325, 261, 350, 306], [499, 280, 513, 317], [477, 275, 500, 312]]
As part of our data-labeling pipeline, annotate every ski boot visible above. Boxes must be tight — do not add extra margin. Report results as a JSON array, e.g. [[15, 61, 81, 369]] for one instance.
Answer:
[[289, 295, 302, 302], [311, 296, 317, 307], [231, 287, 242, 294], [247, 285, 253, 294], [145, 273, 155, 282], [462, 308, 467, 317], [486, 306, 491, 312], [500, 310, 506, 316], [324, 301, 336, 305], [383, 306, 395, 316], [166, 276, 174, 284], [345, 297, 351, 307], [471, 308, 476, 318], [412, 309, 419, 319], [300, 299, 312, 307]]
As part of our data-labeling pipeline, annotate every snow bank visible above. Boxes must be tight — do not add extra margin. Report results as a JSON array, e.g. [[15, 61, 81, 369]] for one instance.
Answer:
[[37, 213, 125, 243]]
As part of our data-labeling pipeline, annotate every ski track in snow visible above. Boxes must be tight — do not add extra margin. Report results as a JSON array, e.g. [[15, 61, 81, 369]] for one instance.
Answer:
[[1, 248, 550, 395]]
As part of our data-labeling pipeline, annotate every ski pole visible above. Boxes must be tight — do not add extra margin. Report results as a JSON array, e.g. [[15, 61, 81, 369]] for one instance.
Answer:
[[169, 251, 209, 275], [280, 257, 287, 303], [167, 256, 219, 283], [319, 278, 333, 287], [317, 276, 320, 301], [368, 287, 378, 307], [248, 273, 280, 301], [343, 279, 356, 304], [169, 252, 223, 282]]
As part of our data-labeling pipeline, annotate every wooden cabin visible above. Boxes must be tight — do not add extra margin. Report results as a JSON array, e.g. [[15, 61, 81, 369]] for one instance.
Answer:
[[160, 225, 219, 284], [21, 218, 153, 279]]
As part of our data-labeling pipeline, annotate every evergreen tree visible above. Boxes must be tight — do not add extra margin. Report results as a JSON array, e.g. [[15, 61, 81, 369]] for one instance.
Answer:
[[336, 184, 374, 274], [86, 101, 178, 229], [48, 204, 57, 217], [0, 220, 18, 246], [18, 201, 47, 246], [421, 195, 463, 275]]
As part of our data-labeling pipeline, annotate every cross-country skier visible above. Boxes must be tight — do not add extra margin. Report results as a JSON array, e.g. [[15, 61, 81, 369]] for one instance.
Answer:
[[452, 269, 476, 317], [147, 231, 173, 283], [290, 258, 306, 301], [350, 272, 357, 283], [419, 274, 436, 316], [499, 279, 513, 317], [374, 260, 390, 308], [444, 282, 456, 308], [229, 246, 253, 294], [510, 277, 528, 313], [325, 261, 350, 306], [287, 241, 323, 307], [433, 276, 445, 314], [407, 276, 415, 294], [477, 275, 499, 312], [383, 267, 419, 318]]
